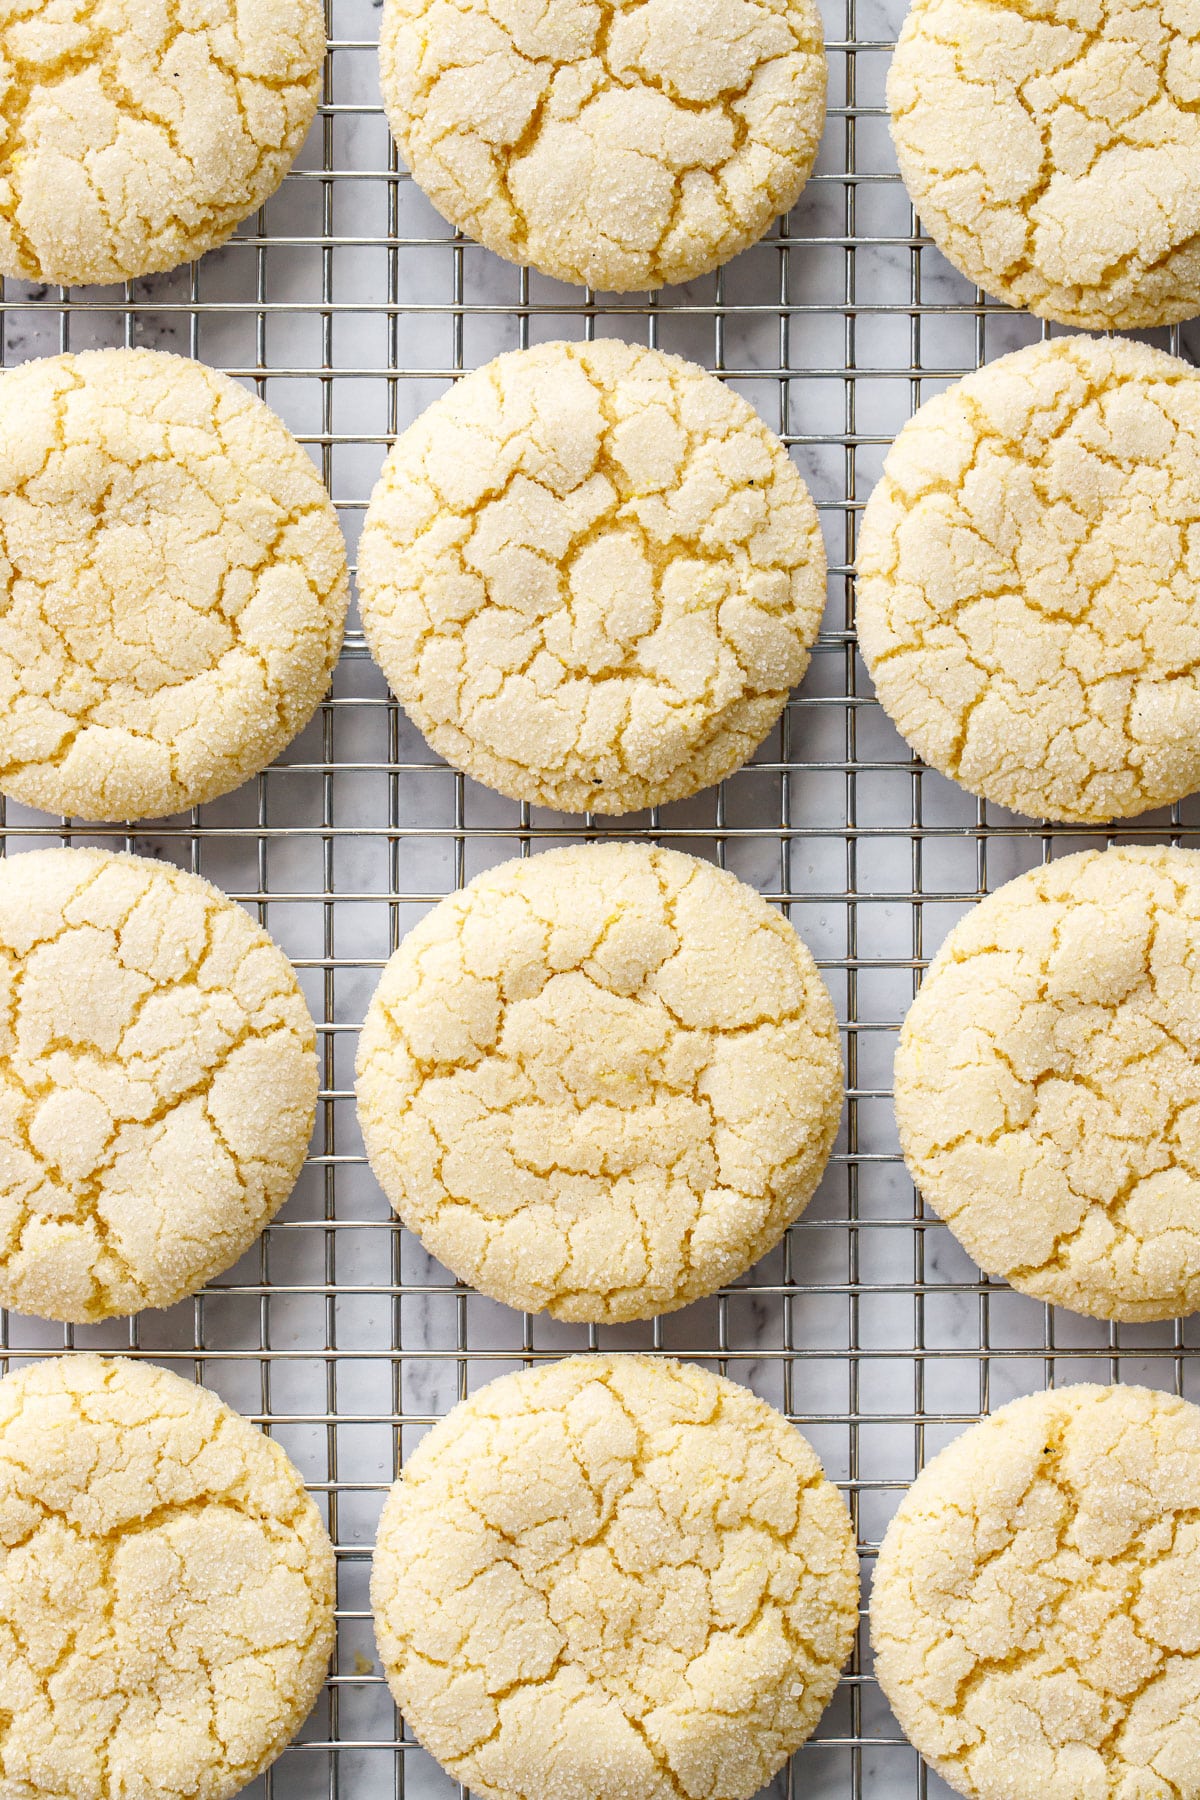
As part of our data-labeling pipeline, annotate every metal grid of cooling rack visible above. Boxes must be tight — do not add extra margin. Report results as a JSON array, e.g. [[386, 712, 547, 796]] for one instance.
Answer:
[[5, 2, 1200, 1797]]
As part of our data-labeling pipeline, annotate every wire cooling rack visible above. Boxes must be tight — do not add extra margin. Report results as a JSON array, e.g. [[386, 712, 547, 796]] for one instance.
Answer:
[[6, 2, 1200, 1797]]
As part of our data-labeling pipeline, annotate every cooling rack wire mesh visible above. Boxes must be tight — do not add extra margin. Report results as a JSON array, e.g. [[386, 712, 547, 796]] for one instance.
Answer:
[[6, 2, 1200, 1796]]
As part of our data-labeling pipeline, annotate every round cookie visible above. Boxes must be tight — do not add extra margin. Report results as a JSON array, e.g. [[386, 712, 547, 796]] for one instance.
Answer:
[[379, 0, 826, 293], [856, 336, 1200, 824], [0, 1353, 334, 1800], [0, 349, 348, 822], [372, 1353, 859, 1800], [357, 340, 826, 815], [355, 842, 842, 1321], [895, 845, 1200, 1323], [0, 0, 325, 287], [0, 846, 318, 1324], [888, 0, 1200, 329], [872, 1382, 1200, 1800]]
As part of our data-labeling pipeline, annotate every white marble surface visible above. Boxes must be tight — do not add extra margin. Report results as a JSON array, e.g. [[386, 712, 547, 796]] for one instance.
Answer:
[[5, 2, 1200, 1795]]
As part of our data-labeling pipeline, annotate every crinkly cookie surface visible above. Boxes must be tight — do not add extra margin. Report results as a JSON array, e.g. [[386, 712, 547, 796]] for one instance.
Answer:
[[358, 340, 825, 815], [372, 1354, 858, 1800], [895, 845, 1200, 1322], [0, 349, 347, 822], [356, 842, 842, 1320], [872, 1383, 1200, 1800], [0, 847, 317, 1322], [857, 337, 1200, 823], [379, 0, 826, 290], [889, 0, 1200, 328], [0, 1353, 334, 1800], [0, 0, 325, 286]]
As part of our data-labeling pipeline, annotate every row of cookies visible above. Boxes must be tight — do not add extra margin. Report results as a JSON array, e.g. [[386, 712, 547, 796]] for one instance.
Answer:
[[5, 0, 1190, 331], [6, 1346, 1200, 1800], [0, 1345, 856, 1800], [385, 0, 1200, 331], [0, 338, 827, 824], [11, 328, 1200, 833], [0, 838, 841, 1326], [7, 825, 1197, 1339], [0, 0, 829, 296]]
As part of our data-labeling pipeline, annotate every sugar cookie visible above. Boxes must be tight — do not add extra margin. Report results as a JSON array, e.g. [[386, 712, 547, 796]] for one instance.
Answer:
[[0, 1352, 334, 1800], [872, 1382, 1200, 1800], [355, 842, 841, 1320], [358, 339, 826, 814], [856, 336, 1200, 823], [0, 847, 318, 1324], [372, 1353, 858, 1800], [889, 0, 1200, 328], [0, 349, 348, 822], [895, 845, 1200, 1322], [0, 0, 325, 287], [379, 0, 826, 292]]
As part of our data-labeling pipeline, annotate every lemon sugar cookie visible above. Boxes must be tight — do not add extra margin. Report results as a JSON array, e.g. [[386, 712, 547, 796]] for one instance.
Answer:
[[372, 1353, 859, 1800], [889, 0, 1200, 329], [895, 845, 1200, 1322], [872, 1383, 1200, 1800], [0, 846, 318, 1324], [0, 1353, 335, 1800], [0, 0, 325, 288], [356, 842, 842, 1320], [0, 349, 348, 822], [357, 339, 827, 815], [379, 0, 826, 292], [856, 336, 1200, 824]]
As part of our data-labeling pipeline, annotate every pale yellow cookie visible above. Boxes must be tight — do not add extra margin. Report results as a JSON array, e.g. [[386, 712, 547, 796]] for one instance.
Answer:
[[0, 349, 348, 822], [0, 846, 318, 1324], [379, 0, 826, 292], [872, 1382, 1200, 1800], [895, 845, 1200, 1322], [372, 1353, 859, 1800], [856, 336, 1200, 824], [0, 0, 325, 287], [355, 842, 842, 1320], [0, 1352, 335, 1800], [889, 0, 1200, 329], [357, 340, 826, 814]]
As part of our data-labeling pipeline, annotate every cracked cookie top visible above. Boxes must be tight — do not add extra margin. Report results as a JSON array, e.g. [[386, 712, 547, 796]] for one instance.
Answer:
[[871, 1382, 1200, 1800], [0, 0, 325, 287], [895, 845, 1200, 1322], [357, 340, 826, 815], [355, 842, 842, 1322], [371, 1353, 859, 1800], [0, 348, 348, 822], [888, 0, 1200, 328], [379, 0, 826, 291], [0, 846, 318, 1323], [0, 1353, 335, 1800], [856, 336, 1200, 825]]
